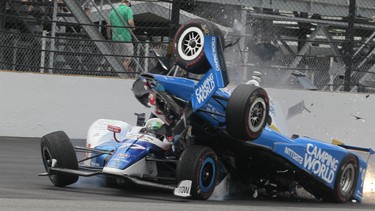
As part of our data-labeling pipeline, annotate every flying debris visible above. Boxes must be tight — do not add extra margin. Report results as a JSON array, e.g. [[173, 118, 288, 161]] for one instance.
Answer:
[[351, 114, 366, 121], [286, 100, 311, 120]]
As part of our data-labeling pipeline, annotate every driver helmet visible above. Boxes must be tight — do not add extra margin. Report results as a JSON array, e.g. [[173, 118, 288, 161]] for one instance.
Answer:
[[146, 118, 164, 131], [246, 71, 262, 87], [143, 118, 165, 140]]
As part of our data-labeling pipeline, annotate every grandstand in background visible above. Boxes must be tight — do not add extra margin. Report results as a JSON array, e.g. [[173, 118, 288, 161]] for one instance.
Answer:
[[1, 0, 375, 92]]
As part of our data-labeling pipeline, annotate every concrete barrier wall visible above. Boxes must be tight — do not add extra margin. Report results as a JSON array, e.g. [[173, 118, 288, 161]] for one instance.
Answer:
[[0, 72, 149, 139], [0, 71, 374, 148], [267, 89, 375, 148]]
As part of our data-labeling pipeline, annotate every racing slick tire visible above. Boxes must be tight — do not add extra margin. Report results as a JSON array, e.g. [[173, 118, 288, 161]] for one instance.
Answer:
[[324, 154, 359, 203], [132, 77, 150, 108], [41, 131, 79, 187], [176, 145, 218, 200], [226, 84, 269, 140], [174, 19, 224, 74]]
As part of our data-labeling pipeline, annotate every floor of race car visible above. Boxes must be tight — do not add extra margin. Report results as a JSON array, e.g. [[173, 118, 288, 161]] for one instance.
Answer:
[[1, 136, 375, 211]]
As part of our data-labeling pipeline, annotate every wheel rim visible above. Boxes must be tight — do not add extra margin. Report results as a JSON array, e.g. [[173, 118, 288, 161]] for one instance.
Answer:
[[42, 146, 56, 180], [199, 157, 216, 193], [339, 163, 355, 195], [248, 97, 267, 132], [177, 27, 205, 61]]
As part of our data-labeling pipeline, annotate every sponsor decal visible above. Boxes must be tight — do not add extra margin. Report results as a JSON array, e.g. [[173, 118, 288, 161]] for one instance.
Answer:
[[148, 93, 156, 106], [284, 147, 303, 165], [107, 125, 121, 133], [304, 144, 339, 183], [195, 72, 215, 104], [174, 180, 192, 197], [118, 153, 130, 158], [211, 37, 220, 71], [177, 185, 190, 194]]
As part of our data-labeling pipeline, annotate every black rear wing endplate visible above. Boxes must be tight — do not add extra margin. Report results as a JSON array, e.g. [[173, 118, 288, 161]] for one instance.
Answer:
[[339, 144, 375, 155]]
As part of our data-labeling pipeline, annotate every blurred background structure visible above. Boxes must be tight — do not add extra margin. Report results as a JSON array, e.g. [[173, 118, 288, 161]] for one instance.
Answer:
[[1, 0, 375, 92]]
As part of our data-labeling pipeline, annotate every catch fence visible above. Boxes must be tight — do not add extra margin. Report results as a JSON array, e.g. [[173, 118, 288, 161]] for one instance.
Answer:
[[1, 0, 375, 92]]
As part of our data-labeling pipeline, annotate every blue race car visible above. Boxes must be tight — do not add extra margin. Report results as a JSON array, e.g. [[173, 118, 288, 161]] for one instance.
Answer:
[[40, 19, 374, 203], [133, 19, 374, 202]]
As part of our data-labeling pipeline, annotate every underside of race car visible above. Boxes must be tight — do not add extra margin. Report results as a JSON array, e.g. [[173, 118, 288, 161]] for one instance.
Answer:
[[40, 19, 374, 203]]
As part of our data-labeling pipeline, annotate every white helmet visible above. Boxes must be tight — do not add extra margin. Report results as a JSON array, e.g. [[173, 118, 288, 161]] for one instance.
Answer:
[[246, 71, 262, 87], [143, 118, 165, 140], [145, 118, 164, 131]]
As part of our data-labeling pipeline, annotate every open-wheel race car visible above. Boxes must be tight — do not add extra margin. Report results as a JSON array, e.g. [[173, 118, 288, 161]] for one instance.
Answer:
[[40, 19, 374, 203]]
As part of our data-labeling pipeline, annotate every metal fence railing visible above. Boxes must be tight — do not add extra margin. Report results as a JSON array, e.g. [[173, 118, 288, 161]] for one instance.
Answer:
[[1, 0, 375, 92]]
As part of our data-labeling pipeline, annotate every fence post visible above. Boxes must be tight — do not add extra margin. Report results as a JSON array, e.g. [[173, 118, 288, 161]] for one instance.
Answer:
[[170, 0, 181, 38], [343, 0, 356, 91], [0, 0, 5, 69], [41, 31, 47, 73], [144, 40, 150, 73], [49, 0, 58, 74], [0, 1, 4, 29], [12, 34, 19, 71], [240, 8, 249, 83]]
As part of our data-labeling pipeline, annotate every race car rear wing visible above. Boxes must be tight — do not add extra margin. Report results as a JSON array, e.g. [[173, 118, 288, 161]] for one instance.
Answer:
[[338, 144, 375, 155], [332, 139, 375, 155], [332, 138, 374, 164]]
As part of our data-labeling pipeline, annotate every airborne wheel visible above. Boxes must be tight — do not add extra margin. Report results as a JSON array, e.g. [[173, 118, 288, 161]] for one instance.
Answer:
[[177, 27, 205, 63], [226, 84, 269, 140], [174, 19, 224, 74]]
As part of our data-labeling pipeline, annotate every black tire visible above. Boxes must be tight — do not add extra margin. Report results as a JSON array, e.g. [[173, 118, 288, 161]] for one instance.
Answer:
[[132, 78, 150, 107], [324, 154, 359, 203], [41, 131, 79, 187], [226, 84, 269, 140], [176, 145, 218, 200], [174, 19, 224, 74]]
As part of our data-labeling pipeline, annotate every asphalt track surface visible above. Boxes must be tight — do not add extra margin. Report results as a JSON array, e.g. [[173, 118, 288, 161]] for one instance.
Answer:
[[1, 136, 375, 211]]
